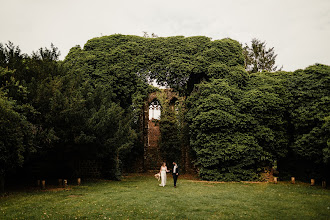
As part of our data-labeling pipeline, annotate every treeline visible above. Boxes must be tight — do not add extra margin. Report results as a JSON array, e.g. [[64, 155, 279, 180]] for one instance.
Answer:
[[0, 41, 151, 192], [0, 35, 329, 191]]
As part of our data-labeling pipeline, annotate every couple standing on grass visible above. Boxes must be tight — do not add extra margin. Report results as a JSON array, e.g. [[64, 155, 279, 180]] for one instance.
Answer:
[[158, 162, 179, 187]]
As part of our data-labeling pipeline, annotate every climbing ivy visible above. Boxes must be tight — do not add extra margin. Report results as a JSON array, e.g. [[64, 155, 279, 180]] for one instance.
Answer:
[[1, 35, 329, 185], [187, 64, 330, 181]]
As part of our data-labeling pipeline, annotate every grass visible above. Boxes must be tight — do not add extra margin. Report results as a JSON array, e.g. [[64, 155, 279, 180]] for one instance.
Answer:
[[0, 174, 330, 219]]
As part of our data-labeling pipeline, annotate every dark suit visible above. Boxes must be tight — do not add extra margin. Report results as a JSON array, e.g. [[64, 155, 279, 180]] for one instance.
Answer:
[[172, 165, 179, 187]]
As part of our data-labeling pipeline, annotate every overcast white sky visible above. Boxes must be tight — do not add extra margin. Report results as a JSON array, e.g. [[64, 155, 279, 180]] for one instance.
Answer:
[[1, 0, 329, 71]]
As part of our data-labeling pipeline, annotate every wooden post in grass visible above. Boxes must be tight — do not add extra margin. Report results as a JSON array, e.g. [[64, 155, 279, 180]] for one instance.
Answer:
[[311, 179, 315, 186], [274, 177, 278, 184], [58, 179, 62, 187], [291, 177, 295, 184], [64, 179, 68, 188], [77, 178, 81, 186], [322, 181, 326, 188], [37, 180, 40, 187], [41, 180, 46, 190]]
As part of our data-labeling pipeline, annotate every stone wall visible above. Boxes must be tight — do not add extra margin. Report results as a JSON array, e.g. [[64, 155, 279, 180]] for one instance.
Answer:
[[141, 89, 193, 172], [146, 120, 162, 170]]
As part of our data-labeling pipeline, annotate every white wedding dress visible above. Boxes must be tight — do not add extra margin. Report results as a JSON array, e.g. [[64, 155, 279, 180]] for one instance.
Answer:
[[159, 166, 167, 187]]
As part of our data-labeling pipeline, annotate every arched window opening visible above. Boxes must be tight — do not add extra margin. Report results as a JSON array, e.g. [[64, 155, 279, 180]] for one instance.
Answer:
[[169, 97, 179, 113], [149, 99, 161, 120]]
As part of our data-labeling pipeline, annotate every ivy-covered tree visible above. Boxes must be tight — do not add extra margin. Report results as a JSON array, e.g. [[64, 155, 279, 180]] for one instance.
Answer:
[[76, 34, 244, 95], [1, 35, 329, 186], [158, 96, 181, 165], [186, 60, 292, 181], [281, 64, 330, 180]]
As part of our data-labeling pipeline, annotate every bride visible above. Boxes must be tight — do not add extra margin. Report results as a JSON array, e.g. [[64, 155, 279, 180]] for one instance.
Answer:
[[159, 162, 169, 187]]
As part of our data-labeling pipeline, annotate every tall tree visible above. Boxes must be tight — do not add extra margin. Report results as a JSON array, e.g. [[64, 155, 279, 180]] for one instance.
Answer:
[[0, 68, 36, 193], [243, 38, 282, 73]]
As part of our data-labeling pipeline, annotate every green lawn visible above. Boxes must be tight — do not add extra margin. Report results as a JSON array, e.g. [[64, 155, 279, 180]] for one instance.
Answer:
[[1, 174, 329, 219]]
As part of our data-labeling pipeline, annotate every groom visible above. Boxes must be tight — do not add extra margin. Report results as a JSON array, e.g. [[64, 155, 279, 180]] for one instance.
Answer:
[[172, 162, 179, 187]]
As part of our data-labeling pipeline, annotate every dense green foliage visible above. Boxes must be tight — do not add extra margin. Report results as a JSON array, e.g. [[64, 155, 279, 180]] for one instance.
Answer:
[[0, 67, 35, 171], [79, 34, 244, 94], [0, 88, 35, 192], [159, 105, 181, 164], [186, 67, 275, 180], [65, 34, 245, 174], [1, 175, 329, 219], [187, 64, 330, 181], [278, 64, 330, 179], [0, 34, 329, 186], [157, 92, 182, 164], [0, 40, 150, 186]]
